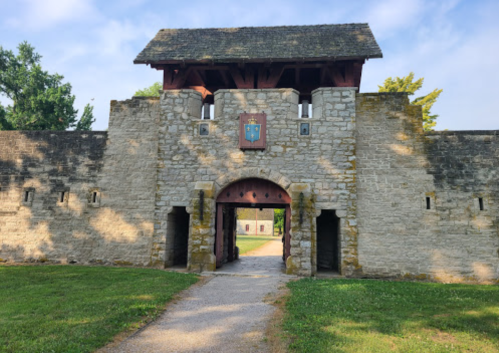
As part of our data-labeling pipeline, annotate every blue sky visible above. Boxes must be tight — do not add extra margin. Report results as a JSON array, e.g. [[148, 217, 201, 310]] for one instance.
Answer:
[[1, 0, 498, 131]]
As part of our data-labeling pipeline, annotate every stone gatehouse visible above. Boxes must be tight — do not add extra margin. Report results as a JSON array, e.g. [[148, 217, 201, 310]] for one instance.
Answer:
[[0, 24, 498, 282]]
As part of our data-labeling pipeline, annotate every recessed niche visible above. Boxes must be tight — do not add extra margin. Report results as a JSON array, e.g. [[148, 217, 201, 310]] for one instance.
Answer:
[[300, 122, 310, 136], [199, 123, 209, 136]]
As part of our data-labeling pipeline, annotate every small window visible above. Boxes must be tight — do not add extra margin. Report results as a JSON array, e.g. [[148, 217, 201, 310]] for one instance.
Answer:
[[245, 224, 249, 232], [298, 100, 312, 118], [260, 225, 264, 232], [479, 197, 484, 211], [22, 188, 34, 206], [60, 192, 66, 203], [88, 189, 101, 207], [426, 197, 431, 210]]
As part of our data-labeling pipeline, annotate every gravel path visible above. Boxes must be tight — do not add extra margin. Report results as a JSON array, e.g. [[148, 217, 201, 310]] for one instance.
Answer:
[[103, 239, 289, 353]]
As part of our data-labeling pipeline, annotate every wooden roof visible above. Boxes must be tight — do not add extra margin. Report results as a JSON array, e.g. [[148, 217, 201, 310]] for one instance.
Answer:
[[134, 23, 382, 65], [237, 208, 275, 221]]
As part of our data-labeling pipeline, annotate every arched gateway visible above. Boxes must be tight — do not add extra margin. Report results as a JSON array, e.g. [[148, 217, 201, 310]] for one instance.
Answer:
[[215, 178, 291, 268]]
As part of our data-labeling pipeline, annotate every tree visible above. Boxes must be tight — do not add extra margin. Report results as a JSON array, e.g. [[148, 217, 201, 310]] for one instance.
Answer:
[[0, 41, 93, 131], [378, 72, 442, 131], [274, 209, 285, 235], [75, 104, 95, 131], [134, 82, 162, 97]]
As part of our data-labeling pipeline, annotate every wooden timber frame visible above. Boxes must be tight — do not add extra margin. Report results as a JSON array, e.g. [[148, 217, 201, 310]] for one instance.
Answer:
[[151, 59, 364, 103], [215, 178, 292, 268]]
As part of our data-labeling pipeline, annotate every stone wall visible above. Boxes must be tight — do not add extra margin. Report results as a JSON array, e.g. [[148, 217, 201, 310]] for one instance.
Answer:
[[1, 88, 497, 281], [0, 96, 160, 266], [425, 130, 499, 281], [356, 93, 499, 282], [98, 97, 160, 265], [153, 88, 358, 275], [0, 131, 107, 263]]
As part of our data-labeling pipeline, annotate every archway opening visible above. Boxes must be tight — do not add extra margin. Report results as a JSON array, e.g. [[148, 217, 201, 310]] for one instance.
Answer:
[[165, 207, 190, 268], [215, 178, 291, 273], [316, 210, 340, 272]]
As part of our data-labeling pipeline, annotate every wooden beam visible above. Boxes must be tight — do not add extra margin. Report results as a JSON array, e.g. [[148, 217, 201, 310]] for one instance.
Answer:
[[229, 65, 254, 89], [352, 61, 364, 89], [328, 63, 355, 87], [320, 66, 327, 86], [219, 70, 230, 87], [195, 70, 206, 85], [163, 67, 190, 89], [257, 63, 285, 88], [186, 86, 212, 100]]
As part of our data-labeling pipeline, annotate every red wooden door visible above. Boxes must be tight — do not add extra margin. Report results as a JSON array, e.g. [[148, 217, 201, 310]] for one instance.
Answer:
[[227, 207, 236, 262], [285, 205, 291, 260]]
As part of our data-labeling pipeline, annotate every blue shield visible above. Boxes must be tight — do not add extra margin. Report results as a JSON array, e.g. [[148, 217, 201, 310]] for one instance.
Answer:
[[245, 124, 261, 143]]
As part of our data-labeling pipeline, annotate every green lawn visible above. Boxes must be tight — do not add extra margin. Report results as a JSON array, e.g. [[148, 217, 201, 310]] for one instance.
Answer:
[[0, 265, 198, 353], [237, 235, 275, 254], [284, 278, 499, 353]]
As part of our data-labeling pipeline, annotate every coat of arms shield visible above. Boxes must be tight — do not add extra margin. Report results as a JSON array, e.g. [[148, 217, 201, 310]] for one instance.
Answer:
[[245, 118, 261, 143], [239, 113, 266, 150]]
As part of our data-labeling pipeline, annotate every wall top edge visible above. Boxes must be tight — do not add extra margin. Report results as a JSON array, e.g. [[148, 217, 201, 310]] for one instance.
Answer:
[[426, 130, 499, 136], [312, 87, 358, 94], [0, 131, 108, 135], [214, 88, 300, 95], [159, 89, 203, 97], [357, 92, 409, 96]]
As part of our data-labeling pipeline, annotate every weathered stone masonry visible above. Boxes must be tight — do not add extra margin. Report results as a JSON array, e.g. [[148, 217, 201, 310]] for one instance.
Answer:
[[356, 93, 499, 282], [0, 97, 160, 266], [150, 88, 358, 276], [0, 90, 498, 281]]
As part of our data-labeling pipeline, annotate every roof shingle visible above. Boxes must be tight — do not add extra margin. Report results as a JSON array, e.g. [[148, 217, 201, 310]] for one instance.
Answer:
[[134, 23, 382, 64]]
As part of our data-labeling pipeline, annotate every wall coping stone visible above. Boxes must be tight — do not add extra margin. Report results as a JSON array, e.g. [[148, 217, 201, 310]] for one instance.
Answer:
[[312, 87, 358, 94]]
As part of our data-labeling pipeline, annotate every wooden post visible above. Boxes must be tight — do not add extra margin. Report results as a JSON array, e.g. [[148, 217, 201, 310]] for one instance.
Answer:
[[216, 203, 224, 268]]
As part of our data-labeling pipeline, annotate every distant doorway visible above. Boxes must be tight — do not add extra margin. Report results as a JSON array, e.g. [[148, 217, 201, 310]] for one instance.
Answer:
[[317, 210, 340, 272], [166, 207, 190, 267]]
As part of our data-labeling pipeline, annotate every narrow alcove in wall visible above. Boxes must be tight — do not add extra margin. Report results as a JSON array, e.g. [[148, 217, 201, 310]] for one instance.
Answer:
[[166, 207, 190, 267], [317, 210, 340, 272]]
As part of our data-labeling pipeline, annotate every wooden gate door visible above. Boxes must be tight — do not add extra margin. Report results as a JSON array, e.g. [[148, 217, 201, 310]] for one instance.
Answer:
[[227, 207, 236, 262], [285, 205, 291, 260], [215, 205, 237, 267]]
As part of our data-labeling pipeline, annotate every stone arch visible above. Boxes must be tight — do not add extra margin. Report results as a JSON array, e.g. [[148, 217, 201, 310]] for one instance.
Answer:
[[214, 167, 292, 199], [214, 176, 292, 268]]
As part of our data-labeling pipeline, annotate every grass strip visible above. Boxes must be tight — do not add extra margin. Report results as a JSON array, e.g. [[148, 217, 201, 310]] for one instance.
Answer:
[[237, 235, 276, 254], [0, 265, 198, 353], [284, 278, 499, 353]]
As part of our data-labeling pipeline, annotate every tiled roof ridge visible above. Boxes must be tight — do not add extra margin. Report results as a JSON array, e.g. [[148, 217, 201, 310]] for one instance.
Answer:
[[155, 23, 371, 32]]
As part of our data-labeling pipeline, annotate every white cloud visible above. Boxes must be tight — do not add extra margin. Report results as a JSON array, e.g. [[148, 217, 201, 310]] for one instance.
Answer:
[[6, 0, 99, 30], [362, 0, 425, 39], [95, 19, 154, 57]]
